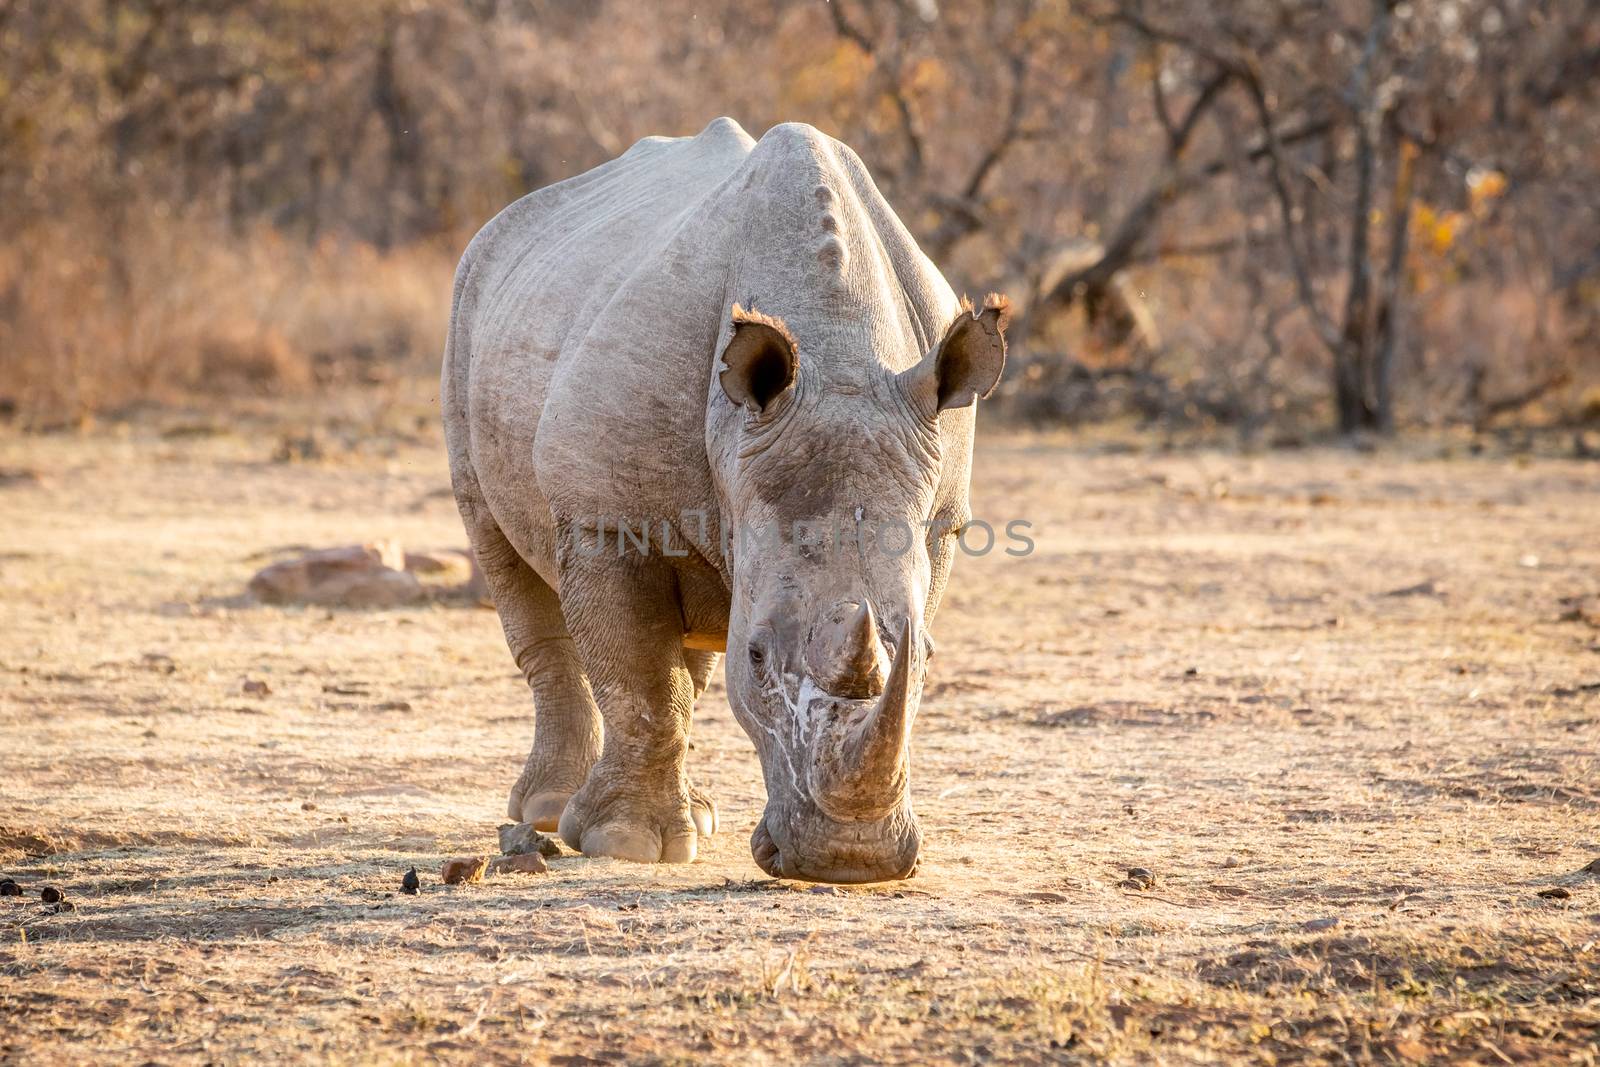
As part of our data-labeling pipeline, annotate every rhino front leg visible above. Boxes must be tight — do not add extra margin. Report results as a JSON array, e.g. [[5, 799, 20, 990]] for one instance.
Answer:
[[555, 541, 717, 863], [502, 588, 602, 832], [459, 507, 603, 831]]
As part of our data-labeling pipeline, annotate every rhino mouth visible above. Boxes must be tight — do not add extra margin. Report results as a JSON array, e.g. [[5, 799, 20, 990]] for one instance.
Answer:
[[751, 803, 921, 884], [742, 615, 927, 883]]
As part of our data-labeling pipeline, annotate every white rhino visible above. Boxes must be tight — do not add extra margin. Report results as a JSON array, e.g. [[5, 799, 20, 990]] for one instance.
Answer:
[[442, 118, 1006, 883]]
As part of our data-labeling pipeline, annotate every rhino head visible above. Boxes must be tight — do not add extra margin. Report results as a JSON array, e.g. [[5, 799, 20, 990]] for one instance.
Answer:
[[713, 296, 1008, 882]]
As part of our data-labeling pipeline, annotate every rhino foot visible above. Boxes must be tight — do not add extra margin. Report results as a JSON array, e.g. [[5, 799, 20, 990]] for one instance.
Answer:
[[508, 788, 573, 833], [558, 780, 717, 864]]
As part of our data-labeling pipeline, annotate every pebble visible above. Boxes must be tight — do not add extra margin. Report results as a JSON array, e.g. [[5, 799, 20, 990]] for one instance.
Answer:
[[0, 879, 21, 897], [1537, 886, 1572, 900], [1223, 855, 1241, 869], [441, 856, 490, 885], [40, 886, 63, 904]]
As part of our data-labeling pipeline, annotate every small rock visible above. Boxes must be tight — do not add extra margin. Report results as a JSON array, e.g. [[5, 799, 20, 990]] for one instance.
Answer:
[[301, 801, 317, 811], [1223, 855, 1241, 869], [1302, 916, 1339, 932], [271, 433, 324, 463], [441, 856, 491, 885], [49, 900, 76, 913], [240, 678, 271, 697], [1383, 579, 1443, 598], [401, 868, 420, 895], [498, 822, 562, 859], [1537, 886, 1572, 900], [0, 878, 21, 897], [40, 886, 63, 904], [489, 853, 549, 876], [1126, 867, 1155, 889], [0, 466, 44, 488], [1558, 595, 1600, 628], [808, 885, 840, 895]]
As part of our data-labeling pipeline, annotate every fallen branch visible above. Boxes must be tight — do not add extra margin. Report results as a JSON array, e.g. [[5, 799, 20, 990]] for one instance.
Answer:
[[1476, 371, 1573, 427]]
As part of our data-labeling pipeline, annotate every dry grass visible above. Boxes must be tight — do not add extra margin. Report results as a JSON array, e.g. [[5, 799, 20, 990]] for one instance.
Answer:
[[1, 397, 1598, 1064], [6, 205, 1596, 437], [1, 208, 453, 428]]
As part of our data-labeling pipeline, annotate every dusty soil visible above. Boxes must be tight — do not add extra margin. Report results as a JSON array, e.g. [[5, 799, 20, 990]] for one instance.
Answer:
[[2, 406, 1598, 1064]]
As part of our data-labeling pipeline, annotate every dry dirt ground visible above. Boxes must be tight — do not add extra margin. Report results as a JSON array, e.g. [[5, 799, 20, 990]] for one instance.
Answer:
[[2, 405, 1598, 1065]]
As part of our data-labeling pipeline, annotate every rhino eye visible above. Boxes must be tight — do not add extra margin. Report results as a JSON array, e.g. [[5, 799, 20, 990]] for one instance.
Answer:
[[748, 643, 767, 671]]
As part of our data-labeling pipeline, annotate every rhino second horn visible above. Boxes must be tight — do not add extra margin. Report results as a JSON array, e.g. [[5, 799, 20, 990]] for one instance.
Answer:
[[842, 601, 887, 696], [806, 600, 888, 699]]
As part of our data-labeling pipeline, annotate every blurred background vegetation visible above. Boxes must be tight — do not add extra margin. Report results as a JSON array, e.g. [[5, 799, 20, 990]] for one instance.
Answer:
[[2, 0, 1597, 439]]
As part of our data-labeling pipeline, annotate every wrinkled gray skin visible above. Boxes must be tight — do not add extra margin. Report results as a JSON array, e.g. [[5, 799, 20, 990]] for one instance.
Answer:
[[442, 118, 1007, 883]]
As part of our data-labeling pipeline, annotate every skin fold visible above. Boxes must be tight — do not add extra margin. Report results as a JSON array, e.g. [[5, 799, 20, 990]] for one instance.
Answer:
[[442, 117, 1006, 883]]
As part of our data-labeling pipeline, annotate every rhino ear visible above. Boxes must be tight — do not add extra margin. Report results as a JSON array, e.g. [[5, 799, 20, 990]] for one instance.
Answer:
[[720, 305, 798, 413], [906, 293, 1010, 412]]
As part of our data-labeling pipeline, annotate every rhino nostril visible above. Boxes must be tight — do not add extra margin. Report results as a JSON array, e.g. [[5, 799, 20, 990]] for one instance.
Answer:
[[751, 819, 782, 876]]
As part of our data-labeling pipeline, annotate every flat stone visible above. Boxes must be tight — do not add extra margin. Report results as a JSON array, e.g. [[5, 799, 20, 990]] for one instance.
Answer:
[[498, 822, 561, 858], [490, 853, 549, 876], [248, 542, 423, 608]]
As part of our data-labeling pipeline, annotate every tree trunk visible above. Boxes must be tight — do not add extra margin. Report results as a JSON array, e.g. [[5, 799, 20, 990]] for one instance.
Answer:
[[1370, 137, 1416, 434], [1334, 342, 1369, 434]]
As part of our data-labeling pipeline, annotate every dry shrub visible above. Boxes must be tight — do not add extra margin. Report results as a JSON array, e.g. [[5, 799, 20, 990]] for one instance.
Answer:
[[1001, 254, 1600, 434], [0, 203, 454, 427], [1410, 280, 1594, 425]]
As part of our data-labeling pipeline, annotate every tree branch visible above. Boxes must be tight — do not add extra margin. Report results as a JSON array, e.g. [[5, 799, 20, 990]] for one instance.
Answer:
[[827, 0, 924, 177], [1027, 80, 1342, 324], [922, 48, 1032, 259], [1240, 69, 1341, 353]]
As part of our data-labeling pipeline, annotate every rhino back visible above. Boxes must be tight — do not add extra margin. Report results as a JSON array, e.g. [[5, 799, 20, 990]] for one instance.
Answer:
[[448, 118, 755, 579], [448, 118, 971, 588]]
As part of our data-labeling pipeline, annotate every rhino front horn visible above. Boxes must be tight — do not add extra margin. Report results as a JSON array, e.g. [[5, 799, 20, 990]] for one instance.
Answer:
[[811, 616, 921, 821]]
